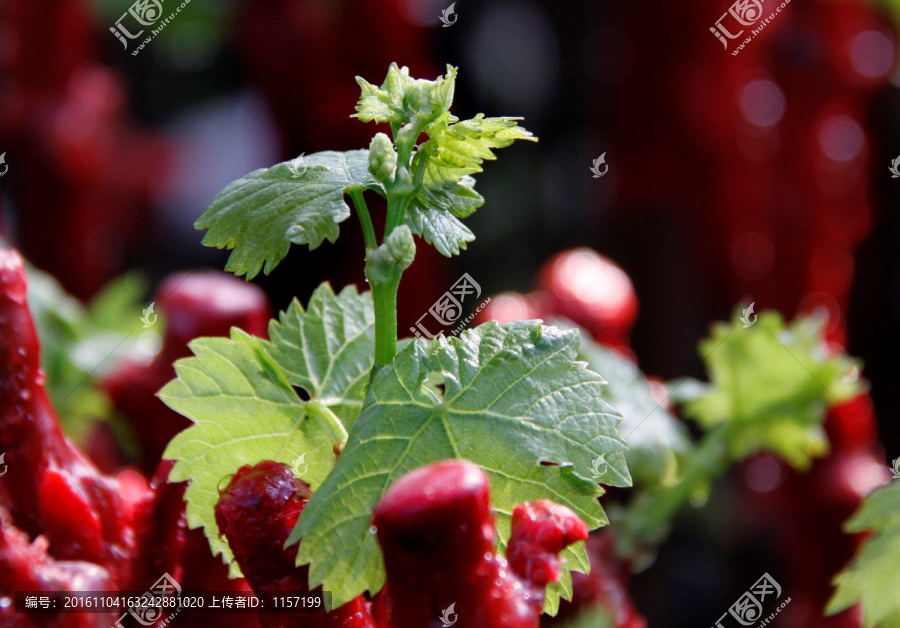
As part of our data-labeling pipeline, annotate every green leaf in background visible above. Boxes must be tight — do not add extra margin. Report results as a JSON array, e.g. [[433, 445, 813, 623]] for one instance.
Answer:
[[25, 266, 157, 443], [84, 273, 153, 334], [161, 285, 375, 573], [407, 114, 535, 256], [577, 334, 692, 488], [686, 310, 861, 469], [558, 607, 616, 628], [195, 150, 383, 279], [289, 320, 631, 611], [828, 480, 900, 627]]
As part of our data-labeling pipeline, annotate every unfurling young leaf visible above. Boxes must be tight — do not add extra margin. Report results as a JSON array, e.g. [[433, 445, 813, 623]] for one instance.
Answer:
[[353, 62, 457, 127], [160, 285, 374, 573], [406, 113, 536, 256], [352, 63, 536, 256], [289, 320, 631, 610]]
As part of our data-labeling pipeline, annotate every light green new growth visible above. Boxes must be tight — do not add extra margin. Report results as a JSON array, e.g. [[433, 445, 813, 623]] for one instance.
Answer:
[[193, 64, 534, 366], [353, 64, 536, 364]]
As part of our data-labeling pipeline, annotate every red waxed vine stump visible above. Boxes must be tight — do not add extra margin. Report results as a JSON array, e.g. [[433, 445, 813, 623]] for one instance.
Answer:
[[0, 248, 270, 627], [213, 459, 589, 626], [373, 460, 588, 627], [0, 248, 137, 626]]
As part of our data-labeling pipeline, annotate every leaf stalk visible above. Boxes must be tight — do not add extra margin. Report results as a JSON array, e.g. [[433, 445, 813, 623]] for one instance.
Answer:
[[306, 400, 349, 444]]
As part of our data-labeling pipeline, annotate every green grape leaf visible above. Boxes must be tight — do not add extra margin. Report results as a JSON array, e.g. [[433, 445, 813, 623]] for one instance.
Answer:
[[405, 201, 475, 257], [195, 150, 383, 279], [544, 542, 590, 614], [289, 320, 631, 610], [828, 480, 900, 627], [577, 333, 693, 488], [267, 284, 375, 430], [407, 114, 535, 256], [685, 309, 862, 469], [160, 284, 375, 573]]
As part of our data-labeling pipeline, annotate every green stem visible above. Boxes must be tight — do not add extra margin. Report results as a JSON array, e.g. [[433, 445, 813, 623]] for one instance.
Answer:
[[395, 126, 416, 170], [646, 425, 728, 522], [368, 120, 425, 366], [349, 189, 378, 250], [384, 195, 400, 236], [352, 184, 402, 366], [618, 425, 730, 550], [384, 194, 411, 236], [370, 275, 401, 366], [384, 119, 426, 237], [306, 401, 349, 444], [410, 149, 431, 191]]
